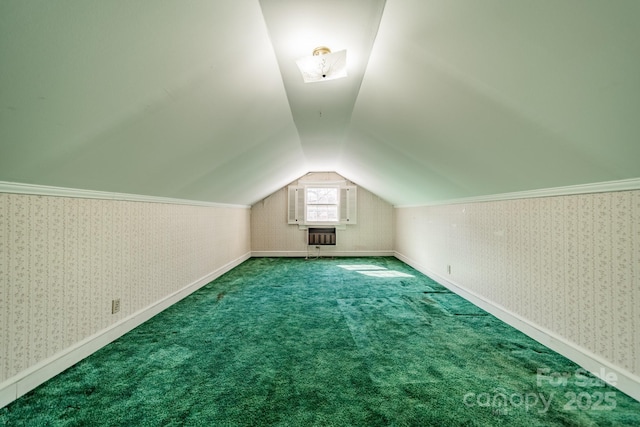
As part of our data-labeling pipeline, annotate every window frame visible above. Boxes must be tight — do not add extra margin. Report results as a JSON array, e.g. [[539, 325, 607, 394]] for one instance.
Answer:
[[304, 185, 340, 225], [287, 183, 356, 226]]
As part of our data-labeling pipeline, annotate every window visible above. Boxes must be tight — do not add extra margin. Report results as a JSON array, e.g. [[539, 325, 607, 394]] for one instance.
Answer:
[[288, 184, 356, 225], [306, 187, 338, 222]]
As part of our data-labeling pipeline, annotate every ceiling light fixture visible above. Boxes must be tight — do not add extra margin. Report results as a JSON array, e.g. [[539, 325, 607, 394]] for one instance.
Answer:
[[295, 46, 347, 83]]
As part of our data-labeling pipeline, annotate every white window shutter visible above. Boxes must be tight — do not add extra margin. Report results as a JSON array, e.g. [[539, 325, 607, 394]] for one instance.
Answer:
[[339, 186, 357, 224], [287, 186, 304, 224]]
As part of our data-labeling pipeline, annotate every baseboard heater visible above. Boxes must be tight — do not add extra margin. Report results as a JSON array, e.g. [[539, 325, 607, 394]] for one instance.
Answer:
[[308, 227, 336, 245]]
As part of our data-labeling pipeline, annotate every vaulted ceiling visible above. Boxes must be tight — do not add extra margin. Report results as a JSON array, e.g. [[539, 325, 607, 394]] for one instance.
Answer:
[[1, 1, 639, 206]]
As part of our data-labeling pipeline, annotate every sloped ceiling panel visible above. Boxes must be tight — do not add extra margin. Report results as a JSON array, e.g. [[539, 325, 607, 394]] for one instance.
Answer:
[[259, 0, 385, 172], [343, 0, 640, 206], [1, 1, 639, 207], [0, 0, 306, 205]]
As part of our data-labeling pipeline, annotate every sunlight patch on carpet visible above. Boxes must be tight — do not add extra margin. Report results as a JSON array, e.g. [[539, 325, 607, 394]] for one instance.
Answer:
[[357, 270, 414, 278], [337, 264, 414, 278], [337, 264, 387, 270]]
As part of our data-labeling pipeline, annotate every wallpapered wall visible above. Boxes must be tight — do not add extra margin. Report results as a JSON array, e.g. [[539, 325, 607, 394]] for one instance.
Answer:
[[251, 173, 394, 255], [0, 193, 250, 384], [395, 189, 640, 379]]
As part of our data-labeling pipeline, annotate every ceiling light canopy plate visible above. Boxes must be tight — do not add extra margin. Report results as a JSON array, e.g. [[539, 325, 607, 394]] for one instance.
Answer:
[[296, 47, 347, 83]]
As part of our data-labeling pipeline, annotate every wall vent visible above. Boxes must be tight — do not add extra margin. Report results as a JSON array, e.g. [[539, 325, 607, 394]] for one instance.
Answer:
[[308, 227, 336, 245]]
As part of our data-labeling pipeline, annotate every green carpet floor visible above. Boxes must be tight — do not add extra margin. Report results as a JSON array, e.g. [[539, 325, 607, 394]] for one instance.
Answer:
[[2, 257, 639, 426]]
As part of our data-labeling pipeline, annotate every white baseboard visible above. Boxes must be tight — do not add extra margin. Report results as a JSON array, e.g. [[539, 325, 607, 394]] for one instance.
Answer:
[[0, 252, 251, 409], [394, 251, 640, 403], [251, 250, 395, 258]]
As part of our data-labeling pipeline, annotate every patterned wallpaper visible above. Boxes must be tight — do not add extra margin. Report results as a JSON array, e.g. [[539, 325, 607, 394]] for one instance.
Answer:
[[251, 173, 394, 255], [0, 193, 250, 384], [395, 190, 640, 378]]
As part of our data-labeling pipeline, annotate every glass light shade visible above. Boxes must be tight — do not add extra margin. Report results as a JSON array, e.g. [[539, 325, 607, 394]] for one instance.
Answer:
[[295, 49, 347, 83]]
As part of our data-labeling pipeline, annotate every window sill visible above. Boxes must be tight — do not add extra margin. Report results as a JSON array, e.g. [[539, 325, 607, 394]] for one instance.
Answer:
[[297, 223, 346, 230]]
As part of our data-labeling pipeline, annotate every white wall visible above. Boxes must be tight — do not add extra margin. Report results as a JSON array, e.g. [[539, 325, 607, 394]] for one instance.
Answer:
[[251, 172, 393, 256], [394, 189, 640, 401], [0, 191, 251, 406]]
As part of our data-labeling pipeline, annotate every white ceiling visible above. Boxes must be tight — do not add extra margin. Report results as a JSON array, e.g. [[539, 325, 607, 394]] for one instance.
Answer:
[[1, 0, 639, 206]]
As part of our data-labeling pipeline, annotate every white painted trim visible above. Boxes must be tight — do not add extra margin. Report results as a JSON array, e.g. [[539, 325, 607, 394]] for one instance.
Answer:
[[0, 252, 251, 409], [0, 181, 250, 208], [394, 177, 640, 208], [251, 250, 395, 258], [394, 251, 640, 403], [300, 181, 347, 186]]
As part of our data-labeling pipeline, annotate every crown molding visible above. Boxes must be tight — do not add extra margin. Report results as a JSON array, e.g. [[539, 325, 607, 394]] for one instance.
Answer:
[[394, 178, 640, 208], [0, 181, 250, 209]]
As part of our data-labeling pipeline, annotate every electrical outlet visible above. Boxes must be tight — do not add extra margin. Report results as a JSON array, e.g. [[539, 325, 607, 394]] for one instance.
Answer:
[[112, 298, 121, 314]]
